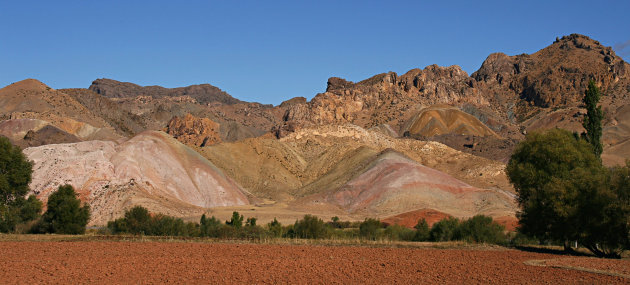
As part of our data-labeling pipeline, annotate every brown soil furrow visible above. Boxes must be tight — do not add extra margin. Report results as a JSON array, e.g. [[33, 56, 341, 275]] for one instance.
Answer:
[[0, 241, 626, 284]]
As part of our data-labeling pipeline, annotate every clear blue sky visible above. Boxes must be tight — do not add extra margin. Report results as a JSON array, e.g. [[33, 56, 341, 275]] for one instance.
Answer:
[[1, 1, 629, 105]]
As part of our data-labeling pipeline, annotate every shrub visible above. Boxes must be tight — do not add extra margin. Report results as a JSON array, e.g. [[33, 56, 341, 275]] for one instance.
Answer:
[[292, 215, 329, 239], [246, 217, 257, 227], [226, 211, 243, 228], [413, 218, 430, 241], [267, 218, 283, 238], [384, 224, 415, 241], [200, 214, 223, 237], [359, 218, 382, 240], [458, 215, 506, 244], [34, 185, 90, 234], [429, 217, 460, 242], [109, 206, 199, 237]]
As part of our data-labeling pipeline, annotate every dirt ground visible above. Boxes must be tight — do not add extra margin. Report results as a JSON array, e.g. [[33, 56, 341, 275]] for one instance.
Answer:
[[1, 241, 628, 284]]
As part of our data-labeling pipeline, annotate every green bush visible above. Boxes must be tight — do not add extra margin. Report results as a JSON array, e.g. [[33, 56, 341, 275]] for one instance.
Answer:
[[384, 224, 415, 241], [458, 215, 506, 244], [429, 217, 460, 242], [292, 215, 329, 239], [109, 206, 196, 237], [226, 211, 244, 228], [34, 185, 90, 234], [267, 218, 283, 238], [151, 214, 198, 236], [413, 218, 430, 241], [200, 214, 223, 237], [359, 218, 382, 240], [246, 217, 257, 227]]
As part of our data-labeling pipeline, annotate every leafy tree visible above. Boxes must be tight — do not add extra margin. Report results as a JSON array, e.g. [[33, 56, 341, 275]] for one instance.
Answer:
[[429, 217, 460, 241], [581, 80, 603, 158], [359, 218, 382, 240], [35, 185, 90, 234], [384, 224, 415, 241], [413, 218, 430, 241], [506, 129, 601, 245], [575, 163, 630, 257], [20, 195, 43, 222], [267, 218, 283, 238], [246, 217, 257, 227], [507, 128, 629, 257], [226, 211, 243, 228], [293, 215, 329, 239], [0, 137, 41, 232], [200, 214, 222, 237], [122, 206, 152, 234]]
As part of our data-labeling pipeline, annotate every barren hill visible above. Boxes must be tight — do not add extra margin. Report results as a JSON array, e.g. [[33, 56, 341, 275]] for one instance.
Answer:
[[0, 79, 121, 141], [0, 119, 81, 148], [200, 124, 512, 202], [401, 105, 500, 138], [24, 131, 248, 225], [296, 149, 515, 219]]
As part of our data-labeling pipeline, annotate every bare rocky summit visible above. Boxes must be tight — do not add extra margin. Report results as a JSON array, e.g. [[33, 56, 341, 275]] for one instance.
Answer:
[[89, 78, 243, 105]]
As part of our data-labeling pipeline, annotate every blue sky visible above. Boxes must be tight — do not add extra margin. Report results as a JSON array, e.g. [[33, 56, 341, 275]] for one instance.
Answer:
[[1, 1, 629, 105]]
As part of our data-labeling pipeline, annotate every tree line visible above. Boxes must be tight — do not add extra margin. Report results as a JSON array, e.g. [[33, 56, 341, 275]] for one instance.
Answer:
[[106, 206, 509, 244]]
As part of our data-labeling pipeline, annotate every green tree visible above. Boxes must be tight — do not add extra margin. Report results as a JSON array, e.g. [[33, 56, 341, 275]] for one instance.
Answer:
[[413, 218, 430, 241], [506, 129, 601, 245], [35, 185, 90, 234], [226, 211, 243, 228], [119, 206, 153, 235], [507, 129, 629, 257], [429, 217, 460, 241], [575, 163, 630, 257], [0, 137, 41, 232], [458, 215, 505, 244], [581, 80, 603, 158], [293, 215, 328, 239], [200, 214, 222, 237], [384, 224, 415, 241], [359, 218, 382, 240], [245, 217, 257, 227], [267, 218, 283, 238]]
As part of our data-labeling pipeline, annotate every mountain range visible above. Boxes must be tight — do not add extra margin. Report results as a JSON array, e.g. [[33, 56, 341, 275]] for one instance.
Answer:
[[1, 34, 628, 227]]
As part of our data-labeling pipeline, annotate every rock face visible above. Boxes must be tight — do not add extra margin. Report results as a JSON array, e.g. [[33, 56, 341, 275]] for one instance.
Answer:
[[165, 114, 222, 147], [24, 131, 248, 225], [277, 65, 487, 136], [89, 78, 243, 105]]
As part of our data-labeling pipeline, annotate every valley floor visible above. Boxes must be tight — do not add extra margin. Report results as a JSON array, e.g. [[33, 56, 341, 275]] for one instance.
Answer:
[[0, 238, 628, 284]]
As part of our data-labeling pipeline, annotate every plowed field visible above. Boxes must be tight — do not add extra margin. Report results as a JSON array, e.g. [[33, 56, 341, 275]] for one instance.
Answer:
[[0, 241, 627, 284]]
